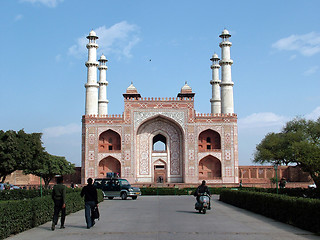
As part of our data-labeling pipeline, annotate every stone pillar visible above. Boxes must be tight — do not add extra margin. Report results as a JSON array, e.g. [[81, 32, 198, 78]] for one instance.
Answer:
[[219, 29, 234, 114], [210, 53, 221, 114], [98, 54, 109, 115], [85, 30, 99, 116]]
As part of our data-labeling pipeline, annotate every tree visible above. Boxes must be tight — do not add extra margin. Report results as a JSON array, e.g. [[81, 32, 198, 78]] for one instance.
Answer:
[[254, 117, 320, 188], [24, 152, 75, 188], [0, 130, 44, 182]]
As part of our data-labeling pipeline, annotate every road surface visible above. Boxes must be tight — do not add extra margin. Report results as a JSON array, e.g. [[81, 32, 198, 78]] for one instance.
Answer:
[[7, 195, 319, 240]]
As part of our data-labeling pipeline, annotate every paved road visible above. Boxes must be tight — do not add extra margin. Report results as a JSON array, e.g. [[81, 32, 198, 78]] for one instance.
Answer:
[[7, 195, 319, 240]]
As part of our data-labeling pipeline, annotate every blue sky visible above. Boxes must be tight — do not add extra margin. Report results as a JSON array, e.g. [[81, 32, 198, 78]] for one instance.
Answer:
[[1, 0, 320, 166]]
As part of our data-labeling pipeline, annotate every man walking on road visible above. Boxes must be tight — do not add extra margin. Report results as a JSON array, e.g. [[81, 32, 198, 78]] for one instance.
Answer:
[[51, 176, 66, 231], [81, 178, 98, 229]]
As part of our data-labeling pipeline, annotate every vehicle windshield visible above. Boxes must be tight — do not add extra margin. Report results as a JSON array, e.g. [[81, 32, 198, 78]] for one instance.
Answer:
[[119, 180, 130, 186]]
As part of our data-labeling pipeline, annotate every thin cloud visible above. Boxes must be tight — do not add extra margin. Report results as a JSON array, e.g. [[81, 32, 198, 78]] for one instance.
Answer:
[[42, 123, 81, 138], [272, 32, 320, 56], [55, 54, 62, 62], [14, 14, 23, 21], [303, 66, 319, 76], [238, 112, 288, 130], [68, 21, 141, 59], [305, 106, 320, 120], [20, 0, 63, 7]]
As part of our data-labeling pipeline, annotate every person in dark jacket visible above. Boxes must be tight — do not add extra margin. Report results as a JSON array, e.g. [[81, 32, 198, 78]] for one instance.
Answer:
[[81, 178, 98, 229], [194, 180, 211, 209], [51, 176, 66, 231]]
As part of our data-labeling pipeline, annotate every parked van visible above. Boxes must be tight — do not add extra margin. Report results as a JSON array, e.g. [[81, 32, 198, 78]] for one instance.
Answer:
[[93, 178, 141, 200]]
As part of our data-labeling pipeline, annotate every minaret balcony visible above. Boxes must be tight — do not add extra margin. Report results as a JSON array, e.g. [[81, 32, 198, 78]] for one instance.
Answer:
[[219, 41, 232, 47], [86, 43, 98, 49], [85, 61, 99, 67], [219, 59, 233, 65], [210, 80, 221, 84], [85, 83, 99, 88], [219, 81, 234, 86], [98, 65, 108, 70]]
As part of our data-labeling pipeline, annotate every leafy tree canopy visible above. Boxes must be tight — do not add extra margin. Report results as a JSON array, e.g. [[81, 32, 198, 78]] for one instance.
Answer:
[[0, 129, 44, 182], [254, 117, 320, 188], [24, 152, 75, 188]]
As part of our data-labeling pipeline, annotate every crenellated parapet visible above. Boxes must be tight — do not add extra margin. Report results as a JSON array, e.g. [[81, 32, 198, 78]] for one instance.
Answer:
[[83, 114, 124, 119], [124, 96, 194, 102], [195, 112, 237, 123], [82, 114, 124, 125]]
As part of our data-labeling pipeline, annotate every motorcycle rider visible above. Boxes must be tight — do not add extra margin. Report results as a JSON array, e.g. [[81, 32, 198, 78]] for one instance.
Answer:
[[194, 180, 211, 209]]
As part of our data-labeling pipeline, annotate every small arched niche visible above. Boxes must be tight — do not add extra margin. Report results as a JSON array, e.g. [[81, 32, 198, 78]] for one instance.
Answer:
[[152, 134, 167, 152], [98, 156, 121, 178], [198, 129, 221, 152], [199, 156, 221, 180], [99, 130, 121, 152]]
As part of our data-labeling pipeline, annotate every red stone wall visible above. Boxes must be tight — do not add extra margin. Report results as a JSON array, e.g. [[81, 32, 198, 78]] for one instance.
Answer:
[[239, 165, 312, 184]]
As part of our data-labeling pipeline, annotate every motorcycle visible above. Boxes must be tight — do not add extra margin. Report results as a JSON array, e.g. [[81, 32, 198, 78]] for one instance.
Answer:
[[195, 193, 211, 214]]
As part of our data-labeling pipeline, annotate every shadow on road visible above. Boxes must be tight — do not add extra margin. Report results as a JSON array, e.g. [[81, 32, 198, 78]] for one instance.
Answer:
[[176, 210, 202, 214]]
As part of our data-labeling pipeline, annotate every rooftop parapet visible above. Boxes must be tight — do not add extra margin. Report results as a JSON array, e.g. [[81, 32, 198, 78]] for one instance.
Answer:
[[195, 113, 237, 118], [124, 96, 194, 101], [83, 114, 124, 119]]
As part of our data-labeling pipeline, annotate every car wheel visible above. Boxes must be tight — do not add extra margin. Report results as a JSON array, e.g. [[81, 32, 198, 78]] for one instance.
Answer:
[[108, 197, 114, 200], [132, 196, 137, 200], [121, 192, 127, 200]]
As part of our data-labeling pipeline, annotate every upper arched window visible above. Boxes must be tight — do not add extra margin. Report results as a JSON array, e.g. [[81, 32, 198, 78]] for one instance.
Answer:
[[198, 129, 221, 152], [99, 130, 121, 152], [153, 134, 167, 152]]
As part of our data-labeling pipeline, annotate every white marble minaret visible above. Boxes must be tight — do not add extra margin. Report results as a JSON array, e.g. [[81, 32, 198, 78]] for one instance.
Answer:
[[210, 53, 221, 114], [219, 29, 234, 114], [85, 30, 99, 116], [98, 54, 109, 115]]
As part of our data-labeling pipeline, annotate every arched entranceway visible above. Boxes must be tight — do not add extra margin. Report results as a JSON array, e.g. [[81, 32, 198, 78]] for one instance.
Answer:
[[98, 130, 121, 152], [153, 160, 167, 183], [98, 156, 121, 178], [198, 129, 221, 151], [199, 156, 221, 180], [136, 116, 184, 183]]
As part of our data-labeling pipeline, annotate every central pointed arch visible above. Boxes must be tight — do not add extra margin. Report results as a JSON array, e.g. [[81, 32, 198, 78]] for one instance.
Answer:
[[136, 115, 184, 183]]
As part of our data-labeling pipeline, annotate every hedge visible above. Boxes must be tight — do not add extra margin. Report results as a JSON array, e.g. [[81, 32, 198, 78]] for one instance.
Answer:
[[238, 187, 320, 199], [0, 189, 104, 239], [0, 188, 82, 201], [219, 189, 320, 233], [140, 187, 222, 196]]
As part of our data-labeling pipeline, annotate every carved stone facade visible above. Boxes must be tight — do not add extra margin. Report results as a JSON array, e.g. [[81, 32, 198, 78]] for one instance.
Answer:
[[81, 95, 239, 184], [81, 29, 239, 184]]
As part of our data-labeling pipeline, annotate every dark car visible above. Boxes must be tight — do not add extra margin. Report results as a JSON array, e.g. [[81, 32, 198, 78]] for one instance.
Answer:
[[93, 178, 141, 200]]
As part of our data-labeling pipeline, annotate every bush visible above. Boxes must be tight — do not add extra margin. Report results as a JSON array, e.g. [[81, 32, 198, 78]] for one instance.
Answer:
[[238, 187, 320, 199], [0, 188, 82, 201], [139, 187, 222, 196], [220, 189, 320, 233], [0, 189, 104, 239]]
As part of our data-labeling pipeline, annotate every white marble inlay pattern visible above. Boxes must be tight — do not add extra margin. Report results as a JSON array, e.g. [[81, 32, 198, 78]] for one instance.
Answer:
[[134, 111, 185, 130], [137, 119, 182, 175]]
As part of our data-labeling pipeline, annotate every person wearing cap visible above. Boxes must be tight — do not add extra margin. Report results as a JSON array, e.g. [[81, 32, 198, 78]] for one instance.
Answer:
[[51, 176, 66, 231]]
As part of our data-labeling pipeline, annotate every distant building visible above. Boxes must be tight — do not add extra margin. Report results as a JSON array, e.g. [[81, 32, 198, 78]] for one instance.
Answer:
[[82, 29, 238, 184]]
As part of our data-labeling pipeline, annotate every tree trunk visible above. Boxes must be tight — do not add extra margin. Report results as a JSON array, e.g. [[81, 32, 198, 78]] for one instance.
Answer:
[[43, 177, 52, 189]]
